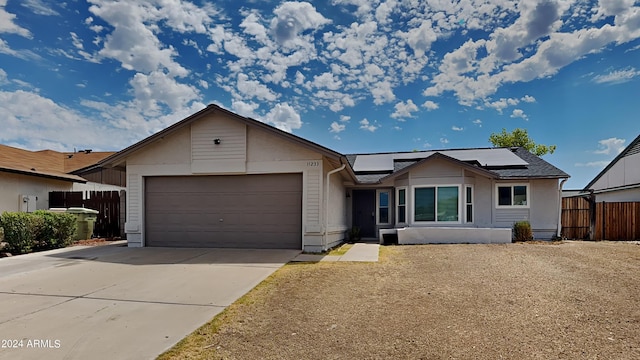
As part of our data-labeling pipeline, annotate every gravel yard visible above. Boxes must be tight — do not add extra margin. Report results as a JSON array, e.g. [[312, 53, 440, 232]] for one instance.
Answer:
[[161, 241, 640, 360]]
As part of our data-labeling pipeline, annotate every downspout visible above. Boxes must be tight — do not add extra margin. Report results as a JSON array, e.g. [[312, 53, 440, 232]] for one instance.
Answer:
[[325, 164, 346, 250], [557, 178, 568, 238]]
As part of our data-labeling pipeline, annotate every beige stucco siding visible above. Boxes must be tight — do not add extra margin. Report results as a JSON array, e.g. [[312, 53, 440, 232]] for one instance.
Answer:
[[0, 172, 72, 212]]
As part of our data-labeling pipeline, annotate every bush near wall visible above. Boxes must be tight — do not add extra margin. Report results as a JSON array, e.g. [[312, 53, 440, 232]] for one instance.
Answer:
[[513, 220, 534, 242], [0, 211, 77, 255]]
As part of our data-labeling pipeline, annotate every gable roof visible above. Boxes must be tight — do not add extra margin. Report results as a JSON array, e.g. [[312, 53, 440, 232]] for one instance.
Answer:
[[98, 104, 569, 185], [0, 144, 114, 183], [583, 133, 640, 191], [347, 147, 569, 184], [99, 104, 349, 170]]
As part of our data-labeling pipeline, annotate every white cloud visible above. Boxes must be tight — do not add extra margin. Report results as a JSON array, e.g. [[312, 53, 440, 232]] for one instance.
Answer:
[[22, 0, 59, 16], [0, 90, 145, 151], [452, 126, 464, 131], [329, 121, 345, 133], [339, 115, 350, 122], [422, 100, 439, 111], [129, 71, 200, 112], [440, 137, 449, 145], [312, 72, 343, 90], [521, 95, 536, 103], [424, 1, 640, 105], [359, 118, 378, 132], [88, 0, 197, 76], [594, 137, 626, 155], [236, 73, 277, 101], [231, 99, 259, 119], [271, 1, 330, 44], [593, 67, 640, 84], [510, 108, 528, 120], [0, 68, 7, 84], [472, 119, 482, 127], [264, 103, 302, 132], [391, 99, 418, 119], [0, 0, 32, 37], [398, 19, 437, 57], [370, 80, 395, 104]]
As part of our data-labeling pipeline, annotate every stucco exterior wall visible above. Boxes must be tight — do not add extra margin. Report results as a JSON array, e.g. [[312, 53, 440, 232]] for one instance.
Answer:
[[595, 187, 640, 202], [0, 172, 72, 212], [123, 113, 330, 251], [592, 152, 640, 191]]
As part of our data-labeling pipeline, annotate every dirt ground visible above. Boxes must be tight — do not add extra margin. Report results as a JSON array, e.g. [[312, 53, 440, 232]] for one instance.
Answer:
[[165, 241, 640, 360]]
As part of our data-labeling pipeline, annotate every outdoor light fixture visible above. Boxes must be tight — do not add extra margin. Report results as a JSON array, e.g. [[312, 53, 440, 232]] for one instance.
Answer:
[[213, 138, 221, 145]]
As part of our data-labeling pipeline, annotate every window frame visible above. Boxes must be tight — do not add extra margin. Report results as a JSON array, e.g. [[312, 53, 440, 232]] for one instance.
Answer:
[[465, 185, 474, 224], [376, 189, 391, 225], [411, 184, 462, 224], [396, 187, 407, 225], [495, 183, 530, 208]]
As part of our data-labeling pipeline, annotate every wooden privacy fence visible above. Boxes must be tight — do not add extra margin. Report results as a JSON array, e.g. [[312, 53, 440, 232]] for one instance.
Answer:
[[49, 190, 125, 238], [562, 198, 640, 241]]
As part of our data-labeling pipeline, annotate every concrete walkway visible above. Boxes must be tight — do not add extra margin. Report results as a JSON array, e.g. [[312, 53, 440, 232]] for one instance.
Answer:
[[292, 243, 380, 262]]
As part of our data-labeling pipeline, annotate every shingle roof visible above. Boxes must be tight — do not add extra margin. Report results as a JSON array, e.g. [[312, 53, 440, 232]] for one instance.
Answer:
[[346, 147, 568, 184], [0, 144, 114, 183]]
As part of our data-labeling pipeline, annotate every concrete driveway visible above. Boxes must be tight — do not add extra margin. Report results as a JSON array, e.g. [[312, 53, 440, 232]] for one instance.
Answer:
[[0, 242, 299, 360]]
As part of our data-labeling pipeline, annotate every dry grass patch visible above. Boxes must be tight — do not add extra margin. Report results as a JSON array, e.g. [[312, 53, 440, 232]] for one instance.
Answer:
[[159, 241, 640, 360]]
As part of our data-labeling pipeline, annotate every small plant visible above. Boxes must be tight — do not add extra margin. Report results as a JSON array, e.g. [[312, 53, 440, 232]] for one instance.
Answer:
[[513, 220, 533, 242], [348, 226, 361, 242]]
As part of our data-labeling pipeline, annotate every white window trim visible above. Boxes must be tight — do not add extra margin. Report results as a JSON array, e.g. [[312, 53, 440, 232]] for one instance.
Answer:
[[411, 184, 462, 224], [464, 185, 474, 224], [396, 187, 408, 225], [495, 183, 530, 209], [376, 189, 391, 225]]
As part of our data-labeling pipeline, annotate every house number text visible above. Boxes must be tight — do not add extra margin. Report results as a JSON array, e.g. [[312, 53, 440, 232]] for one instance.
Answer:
[[306, 161, 320, 167]]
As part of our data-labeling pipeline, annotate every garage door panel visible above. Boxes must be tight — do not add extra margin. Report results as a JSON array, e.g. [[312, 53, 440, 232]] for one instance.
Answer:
[[145, 174, 302, 249]]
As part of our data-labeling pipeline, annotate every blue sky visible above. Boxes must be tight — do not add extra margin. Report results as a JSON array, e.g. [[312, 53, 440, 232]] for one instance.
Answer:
[[1, 0, 639, 188]]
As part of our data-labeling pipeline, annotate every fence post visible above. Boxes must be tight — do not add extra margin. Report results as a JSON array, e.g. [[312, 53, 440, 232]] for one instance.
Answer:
[[601, 201, 605, 240]]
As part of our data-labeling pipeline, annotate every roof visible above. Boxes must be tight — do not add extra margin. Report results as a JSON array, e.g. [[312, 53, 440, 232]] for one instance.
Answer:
[[347, 147, 569, 184], [0, 144, 114, 183], [583, 133, 640, 191], [98, 104, 569, 185], [99, 104, 347, 169]]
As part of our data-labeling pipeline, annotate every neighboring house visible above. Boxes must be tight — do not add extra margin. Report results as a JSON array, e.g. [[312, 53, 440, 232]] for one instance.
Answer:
[[99, 105, 570, 252], [0, 145, 122, 212], [582, 133, 640, 202]]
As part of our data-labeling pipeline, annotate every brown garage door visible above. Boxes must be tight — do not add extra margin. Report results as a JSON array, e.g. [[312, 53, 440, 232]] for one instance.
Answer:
[[145, 174, 302, 249]]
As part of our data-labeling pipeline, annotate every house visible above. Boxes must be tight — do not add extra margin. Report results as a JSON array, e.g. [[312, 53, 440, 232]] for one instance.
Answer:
[[99, 104, 569, 252], [0, 145, 122, 212], [582, 133, 640, 202]]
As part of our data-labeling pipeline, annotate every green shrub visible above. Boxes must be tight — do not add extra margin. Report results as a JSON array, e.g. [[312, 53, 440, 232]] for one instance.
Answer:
[[32, 210, 77, 251], [0, 211, 77, 254], [0, 212, 37, 254], [513, 220, 534, 242]]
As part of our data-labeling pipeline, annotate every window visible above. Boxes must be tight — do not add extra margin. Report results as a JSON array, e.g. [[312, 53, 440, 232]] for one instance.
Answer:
[[465, 186, 473, 223], [496, 184, 529, 207], [414, 186, 459, 222], [377, 190, 390, 224], [396, 188, 406, 224]]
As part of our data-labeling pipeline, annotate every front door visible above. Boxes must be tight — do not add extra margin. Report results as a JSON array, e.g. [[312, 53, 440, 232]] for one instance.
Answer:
[[352, 189, 376, 238]]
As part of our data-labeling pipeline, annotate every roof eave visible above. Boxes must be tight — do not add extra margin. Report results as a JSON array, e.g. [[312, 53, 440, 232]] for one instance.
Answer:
[[0, 167, 87, 183]]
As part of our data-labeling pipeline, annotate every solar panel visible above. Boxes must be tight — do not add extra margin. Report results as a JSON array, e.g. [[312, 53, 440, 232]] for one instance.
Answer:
[[352, 148, 528, 172]]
